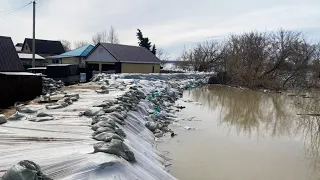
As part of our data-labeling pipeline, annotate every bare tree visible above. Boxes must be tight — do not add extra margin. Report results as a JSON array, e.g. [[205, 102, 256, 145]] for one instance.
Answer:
[[74, 40, 90, 48], [107, 26, 120, 44], [156, 48, 170, 60], [178, 29, 320, 89], [179, 41, 224, 72], [223, 31, 270, 87], [260, 30, 302, 79], [156, 48, 170, 66], [92, 26, 120, 45], [60, 40, 71, 51], [92, 29, 107, 45]]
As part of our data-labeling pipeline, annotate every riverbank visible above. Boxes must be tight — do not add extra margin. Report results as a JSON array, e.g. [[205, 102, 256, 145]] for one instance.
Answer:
[[0, 73, 209, 179]]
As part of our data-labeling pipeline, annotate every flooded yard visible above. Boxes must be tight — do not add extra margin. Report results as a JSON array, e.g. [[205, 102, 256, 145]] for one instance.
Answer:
[[158, 85, 320, 180]]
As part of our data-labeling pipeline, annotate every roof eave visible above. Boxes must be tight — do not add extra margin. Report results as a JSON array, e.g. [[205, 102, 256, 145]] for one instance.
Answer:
[[120, 61, 161, 64]]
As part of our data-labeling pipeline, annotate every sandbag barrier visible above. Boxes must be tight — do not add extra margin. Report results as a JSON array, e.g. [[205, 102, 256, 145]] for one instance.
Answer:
[[85, 89, 147, 162], [42, 77, 64, 95], [0, 73, 209, 180], [86, 73, 209, 163], [138, 78, 207, 137], [45, 94, 80, 109]]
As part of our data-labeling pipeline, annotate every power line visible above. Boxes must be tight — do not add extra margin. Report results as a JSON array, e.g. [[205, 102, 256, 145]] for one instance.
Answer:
[[0, 1, 33, 13], [0, 2, 32, 18]]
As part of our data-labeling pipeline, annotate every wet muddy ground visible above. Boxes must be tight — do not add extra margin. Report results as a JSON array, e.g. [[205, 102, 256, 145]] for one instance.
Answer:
[[158, 85, 320, 180]]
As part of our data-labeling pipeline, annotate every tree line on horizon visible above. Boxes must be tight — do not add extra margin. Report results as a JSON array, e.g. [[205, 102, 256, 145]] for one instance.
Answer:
[[178, 29, 320, 89]]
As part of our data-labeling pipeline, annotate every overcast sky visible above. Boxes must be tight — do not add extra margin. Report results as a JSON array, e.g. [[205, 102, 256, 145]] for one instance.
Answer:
[[1, 0, 320, 58]]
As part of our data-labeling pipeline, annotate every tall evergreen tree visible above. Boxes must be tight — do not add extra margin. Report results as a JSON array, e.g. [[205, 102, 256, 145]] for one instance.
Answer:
[[136, 29, 152, 51], [143, 37, 152, 50], [137, 29, 144, 47], [151, 44, 156, 55]]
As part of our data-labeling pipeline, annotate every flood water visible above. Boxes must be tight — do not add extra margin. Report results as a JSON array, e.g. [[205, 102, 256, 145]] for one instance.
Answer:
[[158, 85, 320, 180]]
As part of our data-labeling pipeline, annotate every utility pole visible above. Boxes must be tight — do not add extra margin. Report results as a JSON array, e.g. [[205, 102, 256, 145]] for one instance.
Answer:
[[32, 0, 36, 68]]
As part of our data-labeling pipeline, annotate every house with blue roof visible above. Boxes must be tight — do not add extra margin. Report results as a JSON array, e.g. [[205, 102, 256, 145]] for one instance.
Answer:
[[47, 45, 94, 69]]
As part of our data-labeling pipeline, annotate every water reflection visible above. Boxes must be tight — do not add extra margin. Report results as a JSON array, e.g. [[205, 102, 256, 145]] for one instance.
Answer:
[[294, 93, 320, 170], [185, 85, 320, 169], [186, 86, 296, 137]]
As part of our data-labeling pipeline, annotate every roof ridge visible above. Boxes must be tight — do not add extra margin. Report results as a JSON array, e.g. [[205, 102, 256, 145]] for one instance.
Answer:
[[25, 38, 61, 42], [0, 36, 11, 39], [101, 43, 142, 48], [62, 44, 90, 53]]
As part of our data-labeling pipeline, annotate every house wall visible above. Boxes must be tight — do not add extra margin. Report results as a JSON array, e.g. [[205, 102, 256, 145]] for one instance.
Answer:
[[80, 58, 86, 68], [85, 44, 118, 63], [61, 57, 80, 65], [22, 43, 31, 53], [40, 54, 56, 58], [86, 62, 115, 72], [121, 63, 160, 73], [21, 59, 44, 67]]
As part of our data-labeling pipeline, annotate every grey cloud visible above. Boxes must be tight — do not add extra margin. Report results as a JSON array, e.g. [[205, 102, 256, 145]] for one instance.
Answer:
[[1, 0, 320, 58]]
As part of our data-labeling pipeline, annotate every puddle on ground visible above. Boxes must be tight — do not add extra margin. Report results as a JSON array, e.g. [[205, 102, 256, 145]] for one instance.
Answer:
[[158, 85, 320, 180]]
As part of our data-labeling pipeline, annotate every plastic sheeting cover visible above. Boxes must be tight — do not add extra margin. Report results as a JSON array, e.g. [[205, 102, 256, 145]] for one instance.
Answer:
[[0, 76, 182, 180]]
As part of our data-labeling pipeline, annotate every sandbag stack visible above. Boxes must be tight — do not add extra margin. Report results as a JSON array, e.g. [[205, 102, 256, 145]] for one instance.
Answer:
[[85, 73, 208, 162], [42, 77, 64, 94]]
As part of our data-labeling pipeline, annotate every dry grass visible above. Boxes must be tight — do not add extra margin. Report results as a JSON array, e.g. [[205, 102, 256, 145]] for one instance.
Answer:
[[0, 107, 16, 118]]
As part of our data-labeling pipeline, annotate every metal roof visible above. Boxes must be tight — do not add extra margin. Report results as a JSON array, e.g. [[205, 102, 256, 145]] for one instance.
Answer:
[[18, 53, 45, 60], [48, 45, 94, 59], [0, 72, 42, 76], [94, 43, 161, 64], [47, 64, 72, 66], [0, 36, 25, 72], [23, 38, 65, 55], [27, 67, 46, 70]]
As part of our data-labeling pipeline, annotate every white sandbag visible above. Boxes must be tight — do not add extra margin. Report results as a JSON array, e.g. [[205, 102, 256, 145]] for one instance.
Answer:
[[0, 114, 7, 124], [36, 112, 53, 117], [82, 107, 103, 117], [94, 132, 124, 142], [93, 139, 136, 162], [18, 107, 37, 114], [1, 160, 52, 180], [8, 112, 27, 121], [28, 116, 54, 122]]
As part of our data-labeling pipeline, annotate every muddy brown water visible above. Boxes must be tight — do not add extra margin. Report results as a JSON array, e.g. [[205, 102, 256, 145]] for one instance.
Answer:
[[158, 85, 320, 180]]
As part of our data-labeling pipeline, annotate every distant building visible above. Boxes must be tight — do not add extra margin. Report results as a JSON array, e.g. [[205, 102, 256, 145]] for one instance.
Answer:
[[15, 43, 23, 52], [0, 36, 42, 107], [85, 43, 161, 74], [21, 38, 65, 59], [46, 64, 80, 85], [47, 45, 94, 71], [18, 53, 45, 69]]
